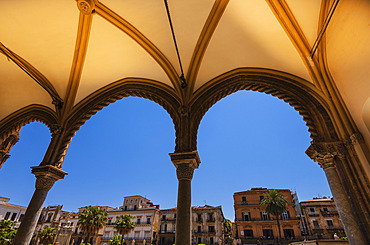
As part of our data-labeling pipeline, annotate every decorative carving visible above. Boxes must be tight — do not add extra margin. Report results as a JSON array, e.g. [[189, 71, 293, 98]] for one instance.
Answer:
[[77, 0, 95, 15], [190, 68, 338, 153], [32, 165, 67, 191], [350, 133, 364, 145], [176, 164, 195, 181], [35, 175, 58, 191], [315, 153, 336, 169]]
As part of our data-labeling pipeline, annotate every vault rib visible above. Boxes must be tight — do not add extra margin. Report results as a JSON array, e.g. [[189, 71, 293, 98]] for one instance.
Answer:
[[94, 1, 182, 96], [186, 0, 230, 102], [0, 43, 63, 108]]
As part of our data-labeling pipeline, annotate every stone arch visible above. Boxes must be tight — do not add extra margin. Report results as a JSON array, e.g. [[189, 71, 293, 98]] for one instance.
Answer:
[[0, 104, 58, 170], [0, 104, 58, 142], [62, 78, 182, 165], [189, 68, 338, 151]]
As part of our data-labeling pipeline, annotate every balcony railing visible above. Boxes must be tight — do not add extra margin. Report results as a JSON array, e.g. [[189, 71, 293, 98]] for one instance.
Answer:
[[136, 221, 151, 225], [161, 217, 176, 221], [196, 218, 203, 222], [102, 236, 152, 241], [159, 230, 175, 234], [207, 218, 215, 222], [236, 217, 298, 222]]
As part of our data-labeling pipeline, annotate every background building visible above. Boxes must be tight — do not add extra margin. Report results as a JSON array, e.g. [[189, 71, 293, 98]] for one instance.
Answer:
[[158, 205, 227, 245], [0, 197, 26, 226], [301, 197, 346, 240], [234, 188, 301, 244], [101, 195, 159, 245]]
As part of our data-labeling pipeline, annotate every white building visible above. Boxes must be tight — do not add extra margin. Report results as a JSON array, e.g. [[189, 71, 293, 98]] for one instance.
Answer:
[[0, 197, 26, 226], [101, 195, 159, 245]]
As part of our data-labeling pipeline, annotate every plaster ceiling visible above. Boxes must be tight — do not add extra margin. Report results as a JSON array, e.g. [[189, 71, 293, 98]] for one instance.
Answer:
[[0, 0, 369, 143]]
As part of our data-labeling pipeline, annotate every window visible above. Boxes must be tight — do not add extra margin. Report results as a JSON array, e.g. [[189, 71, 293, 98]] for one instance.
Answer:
[[197, 226, 201, 232], [197, 214, 202, 221], [210, 237, 214, 244], [263, 229, 274, 239], [208, 213, 214, 221], [243, 212, 250, 221], [147, 217, 151, 224], [282, 211, 289, 220], [4, 212, 10, 220], [313, 220, 320, 228], [134, 231, 140, 238], [310, 208, 315, 213], [197, 237, 202, 244], [173, 224, 176, 232], [261, 212, 269, 220], [327, 220, 334, 227], [19, 214, 24, 222], [162, 215, 166, 220], [10, 213, 17, 221], [242, 196, 247, 202], [174, 213, 176, 218], [283, 229, 295, 239], [323, 207, 328, 212], [208, 226, 215, 232], [134, 205, 137, 210], [243, 229, 253, 239], [124, 206, 127, 211], [137, 218, 141, 224], [260, 195, 264, 201], [164, 224, 167, 232]]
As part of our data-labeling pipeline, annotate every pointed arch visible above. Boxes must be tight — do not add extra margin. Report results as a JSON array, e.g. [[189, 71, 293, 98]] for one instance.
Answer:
[[189, 68, 338, 152]]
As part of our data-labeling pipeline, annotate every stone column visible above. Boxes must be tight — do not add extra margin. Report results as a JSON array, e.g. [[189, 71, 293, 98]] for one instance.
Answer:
[[12, 165, 67, 245], [310, 151, 367, 245], [170, 151, 200, 245]]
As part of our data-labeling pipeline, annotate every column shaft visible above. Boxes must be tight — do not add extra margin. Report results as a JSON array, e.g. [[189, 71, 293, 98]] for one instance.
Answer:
[[175, 179, 192, 244], [324, 166, 367, 245], [12, 189, 49, 245]]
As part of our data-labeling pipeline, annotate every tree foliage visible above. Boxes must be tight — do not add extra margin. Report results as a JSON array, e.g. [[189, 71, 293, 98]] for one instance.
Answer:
[[78, 206, 108, 244], [109, 235, 123, 245], [38, 226, 57, 245], [260, 189, 288, 243], [0, 219, 17, 245], [114, 215, 136, 245]]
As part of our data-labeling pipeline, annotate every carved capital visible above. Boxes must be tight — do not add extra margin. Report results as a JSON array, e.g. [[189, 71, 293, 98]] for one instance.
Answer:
[[306, 142, 346, 169], [176, 164, 195, 181], [315, 153, 336, 169], [170, 151, 200, 181], [31, 165, 67, 191], [77, 0, 95, 15]]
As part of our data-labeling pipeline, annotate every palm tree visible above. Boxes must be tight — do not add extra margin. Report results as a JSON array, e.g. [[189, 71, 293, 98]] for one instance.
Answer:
[[260, 189, 288, 244], [109, 234, 122, 245], [38, 226, 56, 245], [114, 215, 136, 245], [78, 206, 108, 244]]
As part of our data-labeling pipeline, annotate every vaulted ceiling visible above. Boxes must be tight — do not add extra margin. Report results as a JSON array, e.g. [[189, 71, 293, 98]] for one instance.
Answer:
[[0, 0, 369, 145]]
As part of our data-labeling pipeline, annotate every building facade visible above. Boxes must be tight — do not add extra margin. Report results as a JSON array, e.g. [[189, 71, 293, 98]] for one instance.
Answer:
[[0, 197, 26, 226], [158, 205, 227, 245], [101, 195, 160, 245], [234, 188, 301, 244], [300, 197, 346, 240]]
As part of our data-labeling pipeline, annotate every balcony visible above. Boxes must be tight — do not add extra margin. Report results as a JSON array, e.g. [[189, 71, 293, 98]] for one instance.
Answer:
[[159, 230, 175, 234], [320, 210, 339, 216], [136, 221, 151, 225], [161, 217, 176, 221]]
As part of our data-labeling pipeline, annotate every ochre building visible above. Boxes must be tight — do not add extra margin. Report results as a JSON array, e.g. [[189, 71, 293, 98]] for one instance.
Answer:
[[301, 197, 346, 240], [234, 188, 301, 244]]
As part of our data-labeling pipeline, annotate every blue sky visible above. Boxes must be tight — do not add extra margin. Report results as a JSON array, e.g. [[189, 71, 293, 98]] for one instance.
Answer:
[[0, 90, 331, 220]]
